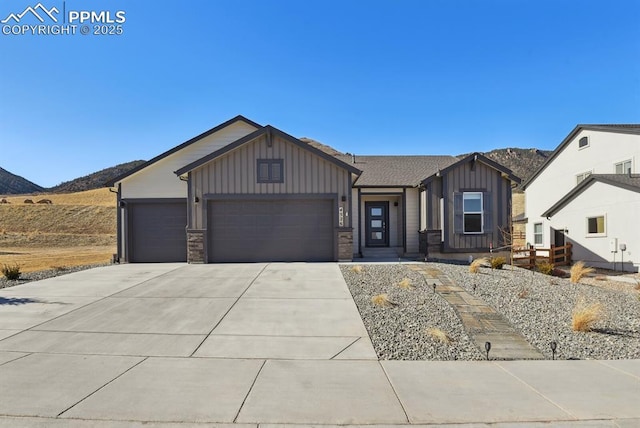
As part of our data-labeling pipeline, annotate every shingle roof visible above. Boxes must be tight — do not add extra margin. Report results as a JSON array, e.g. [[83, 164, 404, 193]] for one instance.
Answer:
[[335, 155, 458, 187], [542, 174, 640, 217]]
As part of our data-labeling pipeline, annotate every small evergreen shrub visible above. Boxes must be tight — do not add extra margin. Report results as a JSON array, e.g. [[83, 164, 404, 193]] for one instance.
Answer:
[[490, 257, 506, 270], [536, 261, 554, 275]]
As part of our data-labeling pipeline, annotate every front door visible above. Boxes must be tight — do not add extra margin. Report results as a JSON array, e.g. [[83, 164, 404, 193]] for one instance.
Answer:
[[553, 228, 565, 247], [365, 201, 389, 247]]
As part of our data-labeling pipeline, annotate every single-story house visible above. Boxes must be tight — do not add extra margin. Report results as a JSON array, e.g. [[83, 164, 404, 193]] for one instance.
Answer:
[[106, 116, 520, 263]]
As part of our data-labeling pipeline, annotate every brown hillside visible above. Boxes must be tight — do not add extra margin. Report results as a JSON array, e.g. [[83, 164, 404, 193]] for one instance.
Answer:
[[0, 189, 116, 273]]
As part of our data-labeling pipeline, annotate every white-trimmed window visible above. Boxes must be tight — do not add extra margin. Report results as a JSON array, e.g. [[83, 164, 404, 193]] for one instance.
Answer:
[[578, 136, 589, 149], [576, 171, 592, 185], [463, 192, 483, 234], [586, 215, 606, 236], [615, 159, 632, 174], [533, 222, 543, 245]]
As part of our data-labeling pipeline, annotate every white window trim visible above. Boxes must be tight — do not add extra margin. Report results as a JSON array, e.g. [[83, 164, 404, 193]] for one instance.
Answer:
[[578, 135, 590, 150], [585, 214, 607, 238], [463, 192, 483, 234], [614, 158, 632, 174], [533, 222, 543, 246]]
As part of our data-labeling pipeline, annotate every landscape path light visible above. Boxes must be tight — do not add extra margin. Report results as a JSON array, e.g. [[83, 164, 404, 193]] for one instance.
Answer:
[[485, 341, 491, 360], [550, 341, 557, 360]]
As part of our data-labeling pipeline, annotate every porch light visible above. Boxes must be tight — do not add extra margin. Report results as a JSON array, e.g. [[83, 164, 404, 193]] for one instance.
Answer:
[[194, 196, 200, 203], [341, 195, 347, 202]]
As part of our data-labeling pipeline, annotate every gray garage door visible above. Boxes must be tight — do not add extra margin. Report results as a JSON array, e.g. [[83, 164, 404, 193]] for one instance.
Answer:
[[208, 199, 335, 262], [128, 201, 187, 262]]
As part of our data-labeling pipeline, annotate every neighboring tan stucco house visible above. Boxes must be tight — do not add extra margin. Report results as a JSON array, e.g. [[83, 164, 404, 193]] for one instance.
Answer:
[[107, 116, 520, 263], [522, 124, 640, 271]]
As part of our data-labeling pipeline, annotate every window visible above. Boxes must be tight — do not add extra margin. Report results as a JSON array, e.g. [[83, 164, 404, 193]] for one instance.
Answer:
[[454, 191, 491, 235], [257, 159, 284, 183], [586, 215, 606, 236], [463, 192, 483, 233], [533, 223, 543, 245], [576, 171, 592, 185], [578, 136, 589, 149], [615, 159, 632, 174]]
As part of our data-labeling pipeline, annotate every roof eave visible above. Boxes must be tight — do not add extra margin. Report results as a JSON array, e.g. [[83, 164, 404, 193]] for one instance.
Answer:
[[105, 115, 261, 187], [175, 125, 362, 177]]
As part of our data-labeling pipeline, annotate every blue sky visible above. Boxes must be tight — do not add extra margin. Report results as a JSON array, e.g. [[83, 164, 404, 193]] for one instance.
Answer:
[[1, 0, 639, 187]]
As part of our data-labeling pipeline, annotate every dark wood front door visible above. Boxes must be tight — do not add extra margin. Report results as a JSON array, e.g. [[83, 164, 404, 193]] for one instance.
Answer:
[[365, 201, 389, 247], [553, 228, 565, 247]]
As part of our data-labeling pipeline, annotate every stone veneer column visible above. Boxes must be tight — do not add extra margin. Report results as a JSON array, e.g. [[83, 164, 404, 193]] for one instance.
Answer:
[[337, 230, 353, 261], [187, 230, 205, 263]]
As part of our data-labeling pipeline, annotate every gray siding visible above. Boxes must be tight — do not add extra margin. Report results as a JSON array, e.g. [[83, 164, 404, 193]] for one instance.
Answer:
[[442, 160, 511, 251], [190, 135, 351, 229], [425, 179, 442, 230]]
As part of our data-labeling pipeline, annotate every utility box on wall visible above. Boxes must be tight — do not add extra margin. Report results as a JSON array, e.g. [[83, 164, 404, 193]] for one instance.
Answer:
[[609, 238, 618, 253]]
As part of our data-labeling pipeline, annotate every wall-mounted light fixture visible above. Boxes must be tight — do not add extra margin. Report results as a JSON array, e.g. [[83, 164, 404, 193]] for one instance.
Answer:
[[394, 202, 399, 207], [119, 201, 126, 208], [341, 195, 347, 202], [194, 196, 200, 203]]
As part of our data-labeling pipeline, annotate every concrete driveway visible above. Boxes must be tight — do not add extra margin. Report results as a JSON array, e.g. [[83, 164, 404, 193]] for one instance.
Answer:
[[0, 263, 638, 427]]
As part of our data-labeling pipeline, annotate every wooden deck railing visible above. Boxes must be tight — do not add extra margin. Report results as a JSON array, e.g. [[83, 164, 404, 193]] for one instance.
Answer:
[[512, 243, 572, 269]]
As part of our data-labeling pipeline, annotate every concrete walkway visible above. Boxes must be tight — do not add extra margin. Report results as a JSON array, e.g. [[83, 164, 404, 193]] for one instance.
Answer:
[[0, 263, 638, 427], [409, 265, 544, 360]]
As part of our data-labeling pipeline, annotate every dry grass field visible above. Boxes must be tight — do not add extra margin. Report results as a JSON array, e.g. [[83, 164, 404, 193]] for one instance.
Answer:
[[0, 188, 116, 273]]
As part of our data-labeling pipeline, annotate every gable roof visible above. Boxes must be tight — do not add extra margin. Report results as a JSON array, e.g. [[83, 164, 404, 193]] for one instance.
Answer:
[[333, 155, 458, 187], [420, 152, 521, 186], [105, 115, 261, 186], [175, 125, 362, 176], [542, 173, 640, 217], [521, 124, 640, 190]]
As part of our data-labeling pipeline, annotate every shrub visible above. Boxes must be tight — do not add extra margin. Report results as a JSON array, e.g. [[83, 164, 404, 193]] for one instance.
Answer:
[[570, 261, 595, 284], [469, 257, 489, 273], [571, 301, 604, 332], [351, 265, 364, 274], [517, 287, 530, 299], [425, 327, 452, 345], [490, 257, 506, 270], [371, 293, 397, 307], [536, 261, 554, 275], [397, 278, 413, 289], [51, 265, 68, 272], [1, 263, 21, 280]]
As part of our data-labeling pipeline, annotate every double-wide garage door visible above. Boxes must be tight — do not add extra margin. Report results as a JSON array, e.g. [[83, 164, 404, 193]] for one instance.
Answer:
[[208, 199, 335, 263], [128, 201, 187, 262]]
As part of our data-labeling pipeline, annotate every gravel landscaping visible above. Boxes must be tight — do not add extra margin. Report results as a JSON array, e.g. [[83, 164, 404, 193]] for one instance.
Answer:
[[0, 263, 110, 290], [340, 264, 483, 360], [438, 262, 640, 360], [341, 262, 640, 361]]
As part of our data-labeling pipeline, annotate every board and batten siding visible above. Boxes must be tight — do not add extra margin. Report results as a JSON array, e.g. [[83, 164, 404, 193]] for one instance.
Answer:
[[423, 179, 442, 230], [405, 187, 420, 253], [190, 134, 351, 229], [443, 160, 510, 251], [119, 121, 258, 199]]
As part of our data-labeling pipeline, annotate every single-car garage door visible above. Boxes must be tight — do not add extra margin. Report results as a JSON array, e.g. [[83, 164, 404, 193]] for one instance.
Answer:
[[128, 201, 187, 262], [208, 199, 335, 262]]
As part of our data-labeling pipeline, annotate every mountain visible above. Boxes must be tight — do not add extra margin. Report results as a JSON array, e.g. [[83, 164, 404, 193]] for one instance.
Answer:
[[460, 148, 552, 189], [48, 160, 146, 193], [0, 167, 44, 195]]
